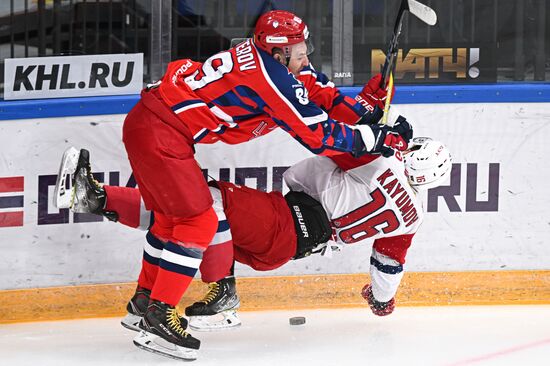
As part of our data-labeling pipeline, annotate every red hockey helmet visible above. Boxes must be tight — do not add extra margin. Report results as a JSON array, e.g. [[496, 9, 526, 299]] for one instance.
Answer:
[[253, 10, 314, 57]]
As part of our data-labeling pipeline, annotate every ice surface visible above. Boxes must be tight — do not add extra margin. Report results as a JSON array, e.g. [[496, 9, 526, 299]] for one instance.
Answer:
[[1, 306, 549, 366]]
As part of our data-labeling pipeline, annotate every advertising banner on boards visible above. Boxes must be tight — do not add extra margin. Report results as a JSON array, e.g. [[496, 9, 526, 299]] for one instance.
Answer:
[[354, 44, 497, 84], [3, 53, 143, 100]]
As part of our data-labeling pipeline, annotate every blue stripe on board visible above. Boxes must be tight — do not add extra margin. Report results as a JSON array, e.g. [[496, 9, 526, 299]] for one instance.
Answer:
[[362, 83, 550, 104], [0, 94, 140, 120], [1, 83, 549, 120], [0, 196, 24, 209]]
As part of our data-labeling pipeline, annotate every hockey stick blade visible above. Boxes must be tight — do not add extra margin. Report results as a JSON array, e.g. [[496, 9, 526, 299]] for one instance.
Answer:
[[380, 0, 437, 87], [407, 0, 437, 26]]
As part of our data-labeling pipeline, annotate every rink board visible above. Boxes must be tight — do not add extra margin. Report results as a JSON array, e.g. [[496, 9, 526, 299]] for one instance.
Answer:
[[0, 103, 550, 322], [1, 270, 549, 324], [0, 102, 549, 321]]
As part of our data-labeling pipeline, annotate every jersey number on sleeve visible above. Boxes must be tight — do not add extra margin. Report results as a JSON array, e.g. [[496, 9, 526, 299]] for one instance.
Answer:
[[186, 52, 234, 91], [333, 188, 400, 243]]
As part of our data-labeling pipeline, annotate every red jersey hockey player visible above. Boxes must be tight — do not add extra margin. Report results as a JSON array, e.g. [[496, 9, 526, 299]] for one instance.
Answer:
[[56, 137, 450, 334], [112, 9, 408, 360]]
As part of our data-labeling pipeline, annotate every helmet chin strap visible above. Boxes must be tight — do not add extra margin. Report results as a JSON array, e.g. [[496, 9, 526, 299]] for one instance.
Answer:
[[273, 51, 291, 67], [284, 46, 294, 66]]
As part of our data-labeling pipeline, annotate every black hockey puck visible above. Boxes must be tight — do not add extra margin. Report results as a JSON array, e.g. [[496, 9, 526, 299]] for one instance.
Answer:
[[289, 316, 306, 325]]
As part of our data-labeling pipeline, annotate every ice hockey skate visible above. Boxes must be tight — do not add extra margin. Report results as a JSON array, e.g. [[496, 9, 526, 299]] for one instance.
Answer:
[[121, 287, 151, 332], [185, 276, 241, 331], [133, 300, 200, 361], [121, 286, 188, 332], [54, 147, 117, 220], [72, 149, 107, 214]]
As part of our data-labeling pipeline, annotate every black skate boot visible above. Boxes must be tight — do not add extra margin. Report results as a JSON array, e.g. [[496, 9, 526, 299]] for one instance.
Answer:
[[133, 300, 200, 361], [121, 286, 188, 332], [185, 276, 241, 331], [72, 149, 118, 221]]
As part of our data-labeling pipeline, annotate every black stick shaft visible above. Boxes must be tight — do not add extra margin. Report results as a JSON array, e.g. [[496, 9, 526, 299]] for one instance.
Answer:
[[380, 0, 409, 88]]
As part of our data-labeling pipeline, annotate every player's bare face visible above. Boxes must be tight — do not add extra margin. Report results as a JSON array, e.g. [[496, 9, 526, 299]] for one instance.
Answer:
[[287, 42, 309, 76]]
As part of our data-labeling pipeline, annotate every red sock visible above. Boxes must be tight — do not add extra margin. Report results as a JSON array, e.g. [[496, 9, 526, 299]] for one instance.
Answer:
[[149, 208, 218, 305], [104, 185, 143, 228], [150, 241, 202, 306], [137, 232, 165, 290]]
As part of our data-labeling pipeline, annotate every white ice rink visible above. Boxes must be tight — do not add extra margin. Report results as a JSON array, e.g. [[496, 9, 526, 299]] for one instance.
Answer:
[[2, 306, 550, 366]]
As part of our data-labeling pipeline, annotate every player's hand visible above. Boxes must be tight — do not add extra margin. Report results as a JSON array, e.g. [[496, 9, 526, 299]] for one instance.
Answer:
[[361, 284, 395, 316], [355, 73, 396, 111], [353, 124, 394, 158], [356, 105, 384, 126], [386, 116, 413, 151]]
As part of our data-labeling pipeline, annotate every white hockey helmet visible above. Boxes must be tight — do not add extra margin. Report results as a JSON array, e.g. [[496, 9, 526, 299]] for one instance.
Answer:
[[403, 137, 452, 190]]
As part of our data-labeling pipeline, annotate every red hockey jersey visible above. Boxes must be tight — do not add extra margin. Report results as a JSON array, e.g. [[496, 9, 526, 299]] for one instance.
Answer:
[[156, 39, 371, 156]]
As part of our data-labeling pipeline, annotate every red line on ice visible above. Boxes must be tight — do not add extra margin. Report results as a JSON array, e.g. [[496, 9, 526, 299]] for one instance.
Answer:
[[446, 337, 550, 366]]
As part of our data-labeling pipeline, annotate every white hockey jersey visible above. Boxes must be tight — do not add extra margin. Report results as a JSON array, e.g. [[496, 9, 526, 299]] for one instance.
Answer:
[[283, 153, 424, 302]]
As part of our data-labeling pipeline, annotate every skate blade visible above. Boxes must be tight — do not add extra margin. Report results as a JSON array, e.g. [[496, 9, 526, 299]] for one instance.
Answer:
[[133, 330, 198, 361], [120, 313, 142, 332], [53, 146, 80, 209], [189, 310, 241, 332]]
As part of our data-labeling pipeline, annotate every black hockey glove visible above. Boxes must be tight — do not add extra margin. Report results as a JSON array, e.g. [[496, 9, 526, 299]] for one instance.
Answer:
[[356, 105, 384, 126], [353, 123, 395, 158]]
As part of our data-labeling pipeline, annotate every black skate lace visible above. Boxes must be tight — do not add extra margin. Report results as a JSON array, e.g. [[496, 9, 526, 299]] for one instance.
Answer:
[[201, 282, 220, 304], [167, 308, 189, 337], [85, 166, 103, 190]]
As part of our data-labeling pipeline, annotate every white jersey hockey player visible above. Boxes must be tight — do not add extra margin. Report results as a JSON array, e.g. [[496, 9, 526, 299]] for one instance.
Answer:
[[56, 137, 451, 339]]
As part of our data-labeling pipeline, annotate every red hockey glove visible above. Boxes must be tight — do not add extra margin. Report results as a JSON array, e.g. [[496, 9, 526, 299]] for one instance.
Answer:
[[385, 116, 413, 152], [361, 284, 395, 316], [355, 73, 396, 111]]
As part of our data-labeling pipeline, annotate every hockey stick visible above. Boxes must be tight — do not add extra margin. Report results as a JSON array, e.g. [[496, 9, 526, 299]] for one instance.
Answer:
[[380, 0, 437, 124], [380, 0, 437, 88], [381, 73, 395, 125]]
